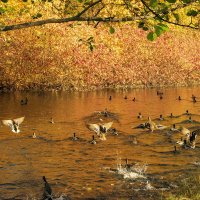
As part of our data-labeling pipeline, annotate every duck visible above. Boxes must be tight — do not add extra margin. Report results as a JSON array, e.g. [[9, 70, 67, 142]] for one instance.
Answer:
[[20, 97, 28, 105], [43, 176, 53, 200], [109, 128, 118, 135], [159, 95, 163, 100], [32, 132, 37, 138], [157, 91, 163, 96], [170, 124, 178, 131], [137, 112, 142, 119], [159, 114, 164, 121], [147, 117, 157, 132], [178, 96, 181, 101], [90, 135, 97, 144], [188, 116, 193, 123], [173, 145, 180, 154], [132, 137, 138, 145], [72, 132, 79, 141], [124, 158, 134, 171], [109, 96, 112, 101], [49, 118, 54, 124], [184, 110, 190, 115], [135, 122, 150, 129], [2, 116, 25, 133], [124, 95, 128, 100], [87, 122, 113, 135], [192, 95, 197, 103], [188, 131, 197, 149], [132, 97, 136, 101]]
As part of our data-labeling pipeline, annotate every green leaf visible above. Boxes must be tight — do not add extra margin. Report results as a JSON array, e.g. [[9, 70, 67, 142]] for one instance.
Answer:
[[187, 10, 198, 17], [142, 27, 149, 31], [150, 0, 157, 8], [182, 0, 191, 3], [173, 13, 179, 22], [109, 26, 115, 34], [138, 22, 145, 28], [154, 25, 164, 36], [147, 32, 157, 41], [1, 0, 8, 3], [0, 7, 6, 14], [157, 23, 169, 31], [166, 0, 176, 3]]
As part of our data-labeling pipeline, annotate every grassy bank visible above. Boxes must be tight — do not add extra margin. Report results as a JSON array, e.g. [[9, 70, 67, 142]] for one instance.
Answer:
[[0, 24, 199, 92]]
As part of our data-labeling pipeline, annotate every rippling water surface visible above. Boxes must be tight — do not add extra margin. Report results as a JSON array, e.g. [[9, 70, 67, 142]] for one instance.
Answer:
[[1, 87, 200, 199]]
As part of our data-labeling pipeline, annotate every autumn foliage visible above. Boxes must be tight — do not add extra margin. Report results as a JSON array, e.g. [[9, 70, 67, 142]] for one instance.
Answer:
[[0, 24, 199, 91]]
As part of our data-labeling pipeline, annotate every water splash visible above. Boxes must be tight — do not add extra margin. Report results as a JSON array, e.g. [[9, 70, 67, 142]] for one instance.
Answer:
[[114, 157, 147, 179]]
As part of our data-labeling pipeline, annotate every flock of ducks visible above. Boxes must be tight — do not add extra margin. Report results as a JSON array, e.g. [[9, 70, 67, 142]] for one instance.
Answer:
[[1, 91, 200, 199]]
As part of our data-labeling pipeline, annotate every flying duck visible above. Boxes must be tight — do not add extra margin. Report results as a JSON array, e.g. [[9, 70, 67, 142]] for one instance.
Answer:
[[87, 122, 113, 135], [2, 116, 25, 133]]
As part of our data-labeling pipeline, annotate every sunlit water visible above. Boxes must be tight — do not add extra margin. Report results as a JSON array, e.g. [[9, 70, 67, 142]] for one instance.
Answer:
[[0, 87, 200, 199]]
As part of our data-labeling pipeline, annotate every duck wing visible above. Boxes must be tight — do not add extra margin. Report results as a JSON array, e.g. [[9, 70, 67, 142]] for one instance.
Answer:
[[87, 124, 100, 134], [102, 122, 113, 131], [13, 117, 25, 125], [2, 119, 13, 127]]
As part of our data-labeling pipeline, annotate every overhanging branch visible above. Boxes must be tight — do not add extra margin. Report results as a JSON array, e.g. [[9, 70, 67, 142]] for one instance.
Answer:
[[1, 16, 149, 32], [140, 0, 199, 29]]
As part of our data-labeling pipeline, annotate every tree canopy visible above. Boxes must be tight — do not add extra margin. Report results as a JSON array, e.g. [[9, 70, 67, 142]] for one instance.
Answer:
[[0, 0, 199, 40]]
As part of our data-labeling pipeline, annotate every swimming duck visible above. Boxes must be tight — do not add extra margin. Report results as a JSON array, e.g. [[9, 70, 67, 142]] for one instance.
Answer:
[[132, 137, 138, 145], [132, 97, 136, 101], [109, 96, 112, 101], [2, 116, 25, 133], [87, 122, 113, 135], [90, 135, 97, 144], [184, 110, 190, 115], [49, 118, 54, 124], [173, 145, 180, 154], [159, 114, 164, 121], [188, 116, 193, 123], [137, 112, 142, 119], [157, 91, 163, 96], [170, 124, 178, 131], [109, 128, 118, 135], [72, 133, 79, 141], [20, 97, 28, 105], [32, 132, 36, 138], [124, 95, 128, 100], [135, 122, 150, 129], [159, 95, 163, 100], [43, 176, 53, 200], [192, 95, 197, 103], [178, 96, 181, 101]]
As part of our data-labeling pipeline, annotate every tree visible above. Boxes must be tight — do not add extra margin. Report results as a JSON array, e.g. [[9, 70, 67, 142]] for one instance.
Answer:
[[0, 0, 199, 40]]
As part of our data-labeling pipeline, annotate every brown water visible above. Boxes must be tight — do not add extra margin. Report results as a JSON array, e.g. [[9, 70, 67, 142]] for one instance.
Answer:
[[1, 87, 200, 200]]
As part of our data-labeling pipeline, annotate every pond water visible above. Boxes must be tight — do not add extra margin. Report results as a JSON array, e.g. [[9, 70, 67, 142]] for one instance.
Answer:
[[0, 87, 200, 199]]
